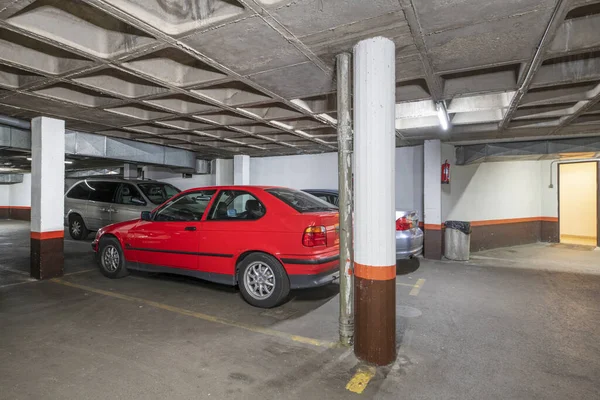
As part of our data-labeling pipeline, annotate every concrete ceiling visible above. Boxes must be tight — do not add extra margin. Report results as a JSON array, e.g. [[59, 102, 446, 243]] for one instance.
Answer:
[[0, 0, 599, 160]]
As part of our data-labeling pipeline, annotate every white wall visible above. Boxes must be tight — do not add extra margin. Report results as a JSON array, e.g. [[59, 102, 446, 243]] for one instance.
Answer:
[[250, 147, 425, 217], [0, 174, 31, 208], [9, 173, 31, 207], [442, 145, 542, 222], [540, 160, 558, 218], [0, 185, 8, 207], [250, 152, 338, 189]]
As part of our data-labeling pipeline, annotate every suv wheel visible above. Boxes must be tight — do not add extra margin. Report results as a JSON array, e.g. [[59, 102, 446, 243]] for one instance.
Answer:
[[69, 215, 89, 240], [238, 253, 290, 308]]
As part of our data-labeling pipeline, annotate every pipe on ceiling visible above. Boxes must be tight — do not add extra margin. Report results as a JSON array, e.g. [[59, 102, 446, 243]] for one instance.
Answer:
[[0, 114, 31, 130]]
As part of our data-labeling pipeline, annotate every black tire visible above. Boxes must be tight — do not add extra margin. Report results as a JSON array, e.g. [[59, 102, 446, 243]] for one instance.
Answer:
[[98, 237, 129, 279], [68, 214, 89, 240], [238, 253, 290, 308]]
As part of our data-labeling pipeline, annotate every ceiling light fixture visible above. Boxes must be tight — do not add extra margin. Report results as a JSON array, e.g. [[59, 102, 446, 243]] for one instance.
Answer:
[[295, 129, 312, 138], [271, 120, 293, 130], [318, 113, 337, 124], [291, 99, 312, 112], [236, 108, 262, 119], [436, 101, 450, 131], [27, 157, 74, 164]]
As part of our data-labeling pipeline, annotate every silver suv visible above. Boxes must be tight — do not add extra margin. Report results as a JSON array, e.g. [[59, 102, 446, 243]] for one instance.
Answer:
[[64, 178, 180, 240]]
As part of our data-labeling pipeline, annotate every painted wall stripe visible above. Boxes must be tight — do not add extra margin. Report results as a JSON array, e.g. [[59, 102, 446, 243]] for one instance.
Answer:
[[31, 230, 64, 240], [469, 216, 558, 226], [424, 224, 442, 230], [354, 263, 396, 281]]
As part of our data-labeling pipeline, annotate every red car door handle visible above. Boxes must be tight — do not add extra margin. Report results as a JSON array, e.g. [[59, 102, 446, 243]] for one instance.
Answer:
[[184, 226, 197, 231]]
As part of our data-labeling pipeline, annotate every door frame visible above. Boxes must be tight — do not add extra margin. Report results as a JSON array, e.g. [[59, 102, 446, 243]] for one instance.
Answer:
[[557, 161, 600, 247]]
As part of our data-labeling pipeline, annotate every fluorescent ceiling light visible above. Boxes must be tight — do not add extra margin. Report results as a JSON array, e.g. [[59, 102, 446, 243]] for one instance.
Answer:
[[236, 108, 262, 119], [295, 129, 312, 137], [27, 157, 74, 164], [271, 120, 293, 130], [436, 102, 450, 131], [318, 113, 337, 124], [291, 99, 312, 112]]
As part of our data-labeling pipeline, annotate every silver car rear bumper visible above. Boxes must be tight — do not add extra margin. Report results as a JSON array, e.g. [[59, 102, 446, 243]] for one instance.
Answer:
[[396, 228, 424, 259]]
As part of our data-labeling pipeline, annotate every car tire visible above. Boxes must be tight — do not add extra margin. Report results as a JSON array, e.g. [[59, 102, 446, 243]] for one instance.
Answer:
[[98, 237, 129, 279], [238, 253, 290, 308], [68, 214, 89, 240]]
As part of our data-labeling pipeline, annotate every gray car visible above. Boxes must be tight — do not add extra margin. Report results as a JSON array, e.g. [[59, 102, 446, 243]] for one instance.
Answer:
[[64, 178, 180, 240], [303, 189, 424, 259]]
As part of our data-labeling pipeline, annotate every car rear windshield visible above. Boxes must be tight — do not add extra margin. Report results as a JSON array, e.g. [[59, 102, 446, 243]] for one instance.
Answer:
[[137, 183, 180, 205], [266, 188, 338, 213]]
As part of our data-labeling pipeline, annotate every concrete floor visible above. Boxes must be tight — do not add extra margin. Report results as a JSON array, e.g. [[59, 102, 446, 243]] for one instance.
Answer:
[[1, 220, 599, 399]]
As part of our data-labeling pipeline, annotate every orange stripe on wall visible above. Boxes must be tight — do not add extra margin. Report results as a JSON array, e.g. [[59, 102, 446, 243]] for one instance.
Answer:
[[424, 224, 442, 230], [31, 231, 64, 240], [470, 217, 558, 227], [11, 206, 31, 210], [354, 263, 396, 281]]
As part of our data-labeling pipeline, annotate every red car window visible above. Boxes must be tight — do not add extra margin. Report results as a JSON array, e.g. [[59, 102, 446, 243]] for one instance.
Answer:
[[207, 190, 266, 221]]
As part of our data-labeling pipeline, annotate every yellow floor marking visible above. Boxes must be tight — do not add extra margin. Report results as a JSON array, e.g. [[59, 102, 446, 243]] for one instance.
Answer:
[[51, 278, 338, 349], [346, 366, 376, 394], [396, 282, 415, 287], [64, 269, 96, 276], [409, 279, 426, 296]]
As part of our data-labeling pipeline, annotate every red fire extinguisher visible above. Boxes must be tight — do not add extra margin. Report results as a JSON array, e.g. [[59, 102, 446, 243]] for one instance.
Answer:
[[441, 160, 450, 184]]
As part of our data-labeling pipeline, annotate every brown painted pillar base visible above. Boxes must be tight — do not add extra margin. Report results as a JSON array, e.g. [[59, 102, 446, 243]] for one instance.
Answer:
[[424, 227, 443, 260], [31, 233, 64, 280], [354, 265, 396, 366]]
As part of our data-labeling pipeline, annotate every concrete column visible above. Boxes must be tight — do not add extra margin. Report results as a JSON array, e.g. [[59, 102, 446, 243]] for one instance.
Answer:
[[233, 155, 250, 185], [123, 163, 138, 179], [424, 139, 442, 259], [214, 159, 233, 186], [30, 117, 65, 279], [353, 37, 396, 366]]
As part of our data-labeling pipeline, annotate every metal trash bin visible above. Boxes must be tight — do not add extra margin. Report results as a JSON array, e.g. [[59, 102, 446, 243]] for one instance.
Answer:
[[444, 221, 471, 261]]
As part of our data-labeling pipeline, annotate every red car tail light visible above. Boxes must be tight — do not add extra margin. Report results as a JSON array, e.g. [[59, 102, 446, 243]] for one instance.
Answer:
[[303, 226, 327, 247], [396, 217, 412, 231]]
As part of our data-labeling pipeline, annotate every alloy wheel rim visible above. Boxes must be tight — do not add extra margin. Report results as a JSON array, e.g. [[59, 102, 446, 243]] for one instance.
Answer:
[[102, 245, 120, 273], [71, 220, 81, 236], [244, 261, 275, 300]]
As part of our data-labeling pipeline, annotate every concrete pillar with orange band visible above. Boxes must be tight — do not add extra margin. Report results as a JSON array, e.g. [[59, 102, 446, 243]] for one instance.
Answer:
[[30, 116, 65, 279], [424, 139, 443, 259], [353, 37, 396, 366]]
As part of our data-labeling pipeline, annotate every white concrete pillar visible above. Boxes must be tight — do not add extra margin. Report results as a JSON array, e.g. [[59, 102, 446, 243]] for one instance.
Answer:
[[30, 116, 65, 279], [214, 159, 233, 186], [353, 37, 396, 366], [424, 139, 442, 259], [123, 163, 138, 179], [233, 155, 250, 185]]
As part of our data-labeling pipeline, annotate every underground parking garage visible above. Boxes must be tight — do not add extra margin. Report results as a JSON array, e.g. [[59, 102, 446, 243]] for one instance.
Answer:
[[1, 0, 600, 398]]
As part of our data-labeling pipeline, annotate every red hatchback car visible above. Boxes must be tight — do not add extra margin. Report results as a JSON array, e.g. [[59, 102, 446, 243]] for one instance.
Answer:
[[92, 186, 340, 308]]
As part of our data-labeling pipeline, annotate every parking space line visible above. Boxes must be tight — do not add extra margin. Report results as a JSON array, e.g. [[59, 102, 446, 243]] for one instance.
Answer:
[[63, 269, 96, 276], [0, 279, 37, 289], [409, 279, 426, 296], [50, 278, 338, 349], [396, 282, 415, 287], [346, 366, 376, 394], [0, 267, 30, 276]]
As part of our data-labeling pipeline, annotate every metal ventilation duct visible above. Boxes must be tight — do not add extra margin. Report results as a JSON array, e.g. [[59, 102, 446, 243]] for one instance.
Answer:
[[456, 136, 600, 165], [0, 115, 197, 170], [0, 174, 24, 184]]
